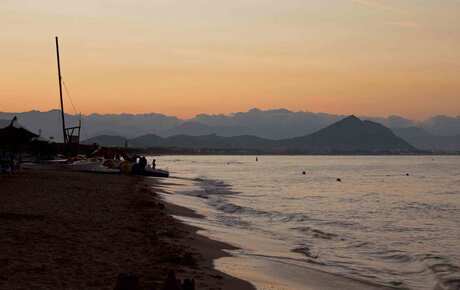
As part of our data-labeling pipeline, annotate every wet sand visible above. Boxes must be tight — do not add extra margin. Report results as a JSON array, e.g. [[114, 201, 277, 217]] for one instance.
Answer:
[[0, 168, 254, 290], [161, 186, 399, 290], [216, 255, 395, 290]]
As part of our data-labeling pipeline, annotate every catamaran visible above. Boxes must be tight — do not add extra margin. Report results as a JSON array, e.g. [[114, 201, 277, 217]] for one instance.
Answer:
[[55, 37, 169, 178]]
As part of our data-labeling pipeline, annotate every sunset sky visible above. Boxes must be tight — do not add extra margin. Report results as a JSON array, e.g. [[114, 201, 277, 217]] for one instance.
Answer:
[[1, 0, 459, 119]]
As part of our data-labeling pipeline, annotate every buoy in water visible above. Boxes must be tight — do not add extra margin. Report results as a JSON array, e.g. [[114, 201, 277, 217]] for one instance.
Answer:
[[302, 171, 306, 175], [337, 178, 342, 182]]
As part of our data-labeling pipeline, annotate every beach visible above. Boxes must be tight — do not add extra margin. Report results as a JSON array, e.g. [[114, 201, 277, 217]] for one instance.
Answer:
[[3, 156, 459, 290], [0, 167, 253, 290]]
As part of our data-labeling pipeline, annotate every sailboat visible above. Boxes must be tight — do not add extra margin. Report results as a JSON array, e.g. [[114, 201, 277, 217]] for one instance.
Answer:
[[54, 37, 169, 177], [55, 36, 81, 146]]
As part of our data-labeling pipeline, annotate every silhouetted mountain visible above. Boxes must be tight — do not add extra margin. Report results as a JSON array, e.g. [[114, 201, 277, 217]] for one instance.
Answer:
[[192, 108, 343, 139], [0, 110, 180, 142], [128, 134, 164, 148], [164, 134, 270, 150], [160, 121, 250, 137], [83, 116, 419, 154], [393, 127, 460, 152], [82, 135, 127, 147], [420, 115, 460, 136], [278, 116, 416, 153], [365, 115, 416, 129], [393, 126, 431, 139], [127, 134, 270, 150], [0, 119, 10, 128], [160, 121, 214, 137], [2, 109, 459, 150]]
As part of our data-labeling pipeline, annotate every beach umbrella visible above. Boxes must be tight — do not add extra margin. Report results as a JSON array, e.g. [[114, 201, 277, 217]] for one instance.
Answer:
[[0, 117, 38, 147]]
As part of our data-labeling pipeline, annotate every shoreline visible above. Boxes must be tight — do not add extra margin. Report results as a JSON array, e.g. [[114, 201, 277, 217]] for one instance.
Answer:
[[150, 180, 256, 290], [0, 167, 254, 290], [160, 179, 400, 290]]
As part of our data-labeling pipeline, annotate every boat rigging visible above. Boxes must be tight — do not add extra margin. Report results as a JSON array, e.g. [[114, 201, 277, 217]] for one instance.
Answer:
[[55, 36, 81, 145]]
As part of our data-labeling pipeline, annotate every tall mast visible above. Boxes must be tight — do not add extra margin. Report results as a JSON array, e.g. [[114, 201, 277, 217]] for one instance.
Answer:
[[55, 36, 67, 144]]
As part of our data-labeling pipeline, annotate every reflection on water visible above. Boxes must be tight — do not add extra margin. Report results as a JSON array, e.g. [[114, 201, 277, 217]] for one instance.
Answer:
[[151, 155, 460, 290]]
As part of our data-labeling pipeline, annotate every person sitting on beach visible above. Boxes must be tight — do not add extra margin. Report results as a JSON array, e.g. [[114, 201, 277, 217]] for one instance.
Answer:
[[139, 156, 147, 171]]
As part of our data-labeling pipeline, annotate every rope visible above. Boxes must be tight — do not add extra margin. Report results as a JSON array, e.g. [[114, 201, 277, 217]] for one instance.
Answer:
[[62, 80, 79, 116], [62, 79, 86, 139]]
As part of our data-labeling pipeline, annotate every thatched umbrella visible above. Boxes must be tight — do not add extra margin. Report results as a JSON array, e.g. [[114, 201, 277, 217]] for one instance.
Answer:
[[0, 117, 38, 149]]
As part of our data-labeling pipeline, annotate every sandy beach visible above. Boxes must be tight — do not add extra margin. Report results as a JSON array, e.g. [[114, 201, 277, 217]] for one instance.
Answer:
[[0, 167, 254, 290]]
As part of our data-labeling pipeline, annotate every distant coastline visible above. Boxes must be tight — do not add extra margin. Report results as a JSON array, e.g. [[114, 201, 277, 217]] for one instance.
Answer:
[[134, 148, 460, 156], [2, 109, 460, 152], [83, 116, 422, 155]]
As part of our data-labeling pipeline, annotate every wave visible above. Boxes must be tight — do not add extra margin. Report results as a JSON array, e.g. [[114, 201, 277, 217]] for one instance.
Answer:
[[292, 226, 340, 240], [194, 177, 236, 195], [190, 177, 314, 224], [207, 196, 312, 223], [178, 174, 460, 290]]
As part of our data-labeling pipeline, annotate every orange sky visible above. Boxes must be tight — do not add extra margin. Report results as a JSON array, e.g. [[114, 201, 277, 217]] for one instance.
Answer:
[[1, 0, 459, 119]]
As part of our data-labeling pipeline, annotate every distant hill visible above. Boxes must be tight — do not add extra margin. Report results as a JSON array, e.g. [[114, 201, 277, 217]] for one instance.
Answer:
[[365, 115, 416, 129], [159, 121, 250, 138], [82, 135, 127, 147], [420, 115, 460, 136], [393, 127, 460, 152], [0, 110, 180, 142], [83, 116, 419, 154], [277, 116, 416, 153], [126, 134, 269, 150], [0, 119, 10, 128], [128, 134, 165, 148], [3, 109, 460, 151], [190, 108, 344, 139]]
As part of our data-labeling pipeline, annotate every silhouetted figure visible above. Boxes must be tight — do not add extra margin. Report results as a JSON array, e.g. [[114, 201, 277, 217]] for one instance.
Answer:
[[337, 178, 342, 182], [302, 171, 306, 175], [139, 156, 147, 170], [152, 159, 156, 170], [132, 156, 148, 174], [406, 173, 410, 176], [256, 157, 258, 162]]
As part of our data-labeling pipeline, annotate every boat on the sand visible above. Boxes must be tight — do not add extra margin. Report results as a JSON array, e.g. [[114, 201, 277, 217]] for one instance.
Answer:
[[133, 165, 169, 178], [65, 159, 120, 174], [67, 160, 170, 177]]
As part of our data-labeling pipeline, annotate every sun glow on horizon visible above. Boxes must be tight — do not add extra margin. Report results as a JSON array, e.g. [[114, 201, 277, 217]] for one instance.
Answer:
[[1, 1, 459, 120]]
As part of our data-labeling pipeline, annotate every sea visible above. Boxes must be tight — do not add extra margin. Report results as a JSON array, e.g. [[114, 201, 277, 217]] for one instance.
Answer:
[[148, 155, 460, 290]]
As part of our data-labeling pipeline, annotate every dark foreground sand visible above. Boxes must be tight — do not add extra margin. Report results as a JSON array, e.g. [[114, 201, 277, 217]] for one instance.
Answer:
[[0, 168, 254, 290]]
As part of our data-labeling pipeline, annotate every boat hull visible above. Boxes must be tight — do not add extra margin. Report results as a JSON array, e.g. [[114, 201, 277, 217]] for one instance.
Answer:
[[136, 169, 169, 178]]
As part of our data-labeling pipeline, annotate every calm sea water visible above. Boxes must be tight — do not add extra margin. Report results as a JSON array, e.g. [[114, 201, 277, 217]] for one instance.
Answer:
[[150, 155, 460, 290]]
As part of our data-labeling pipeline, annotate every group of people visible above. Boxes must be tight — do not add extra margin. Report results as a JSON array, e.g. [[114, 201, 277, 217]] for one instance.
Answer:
[[132, 155, 156, 174]]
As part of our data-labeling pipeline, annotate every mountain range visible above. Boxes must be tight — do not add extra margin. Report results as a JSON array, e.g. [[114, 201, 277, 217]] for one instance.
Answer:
[[82, 116, 417, 154], [1, 108, 459, 152]]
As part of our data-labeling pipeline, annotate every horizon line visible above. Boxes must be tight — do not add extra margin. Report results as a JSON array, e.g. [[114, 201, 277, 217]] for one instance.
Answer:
[[0, 108, 459, 122]]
